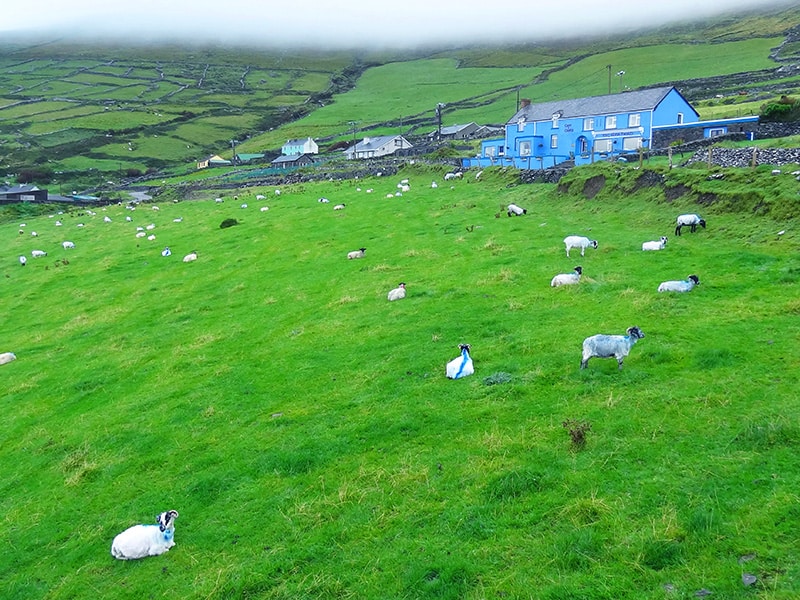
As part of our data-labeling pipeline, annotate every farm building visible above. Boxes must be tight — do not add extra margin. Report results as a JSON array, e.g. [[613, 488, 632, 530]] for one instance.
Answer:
[[196, 155, 232, 169], [344, 135, 413, 160], [0, 184, 48, 202], [464, 86, 721, 169], [429, 122, 480, 140], [281, 137, 319, 156], [271, 153, 315, 169]]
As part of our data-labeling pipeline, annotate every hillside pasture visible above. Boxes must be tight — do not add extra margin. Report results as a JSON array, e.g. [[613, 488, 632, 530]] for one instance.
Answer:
[[0, 165, 798, 599]]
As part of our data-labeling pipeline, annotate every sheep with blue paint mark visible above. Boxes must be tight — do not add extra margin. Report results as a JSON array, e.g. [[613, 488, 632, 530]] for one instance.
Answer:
[[111, 510, 179, 560], [446, 344, 474, 379], [581, 326, 645, 370]]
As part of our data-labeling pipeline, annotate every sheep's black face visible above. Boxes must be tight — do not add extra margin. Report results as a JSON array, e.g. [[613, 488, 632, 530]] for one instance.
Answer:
[[574, 266, 582, 274], [699, 220, 706, 228], [590, 241, 598, 249], [688, 275, 700, 285], [156, 510, 179, 531], [458, 344, 471, 353], [628, 327, 645, 339]]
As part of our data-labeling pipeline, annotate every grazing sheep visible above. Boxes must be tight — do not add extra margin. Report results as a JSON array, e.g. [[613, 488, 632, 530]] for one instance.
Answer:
[[31, 231, 38, 237], [260, 206, 269, 212], [55, 220, 62, 227], [581, 326, 645, 370], [0, 352, 16, 365], [152, 205, 159, 211], [146, 224, 156, 230], [215, 197, 224, 203], [387, 282, 406, 301], [161, 247, 171, 257], [62, 241, 75, 249], [173, 217, 183, 223], [19, 255, 26, 266], [274, 189, 281, 195], [507, 203, 527, 216], [334, 204, 346, 210], [675, 214, 706, 236], [658, 274, 700, 293], [110, 510, 179, 560], [551, 265, 582, 287], [31, 250, 47, 258], [642, 236, 668, 251], [446, 344, 474, 379], [256, 194, 265, 200], [564, 235, 598, 257], [347, 247, 366, 260], [104, 216, 112, 223], [183, 251, 198, 263]]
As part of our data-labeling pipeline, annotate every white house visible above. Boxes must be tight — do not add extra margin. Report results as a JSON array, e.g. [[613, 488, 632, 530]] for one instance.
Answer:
[[281, 137, 318, 156], [344, 135, 413, 160]]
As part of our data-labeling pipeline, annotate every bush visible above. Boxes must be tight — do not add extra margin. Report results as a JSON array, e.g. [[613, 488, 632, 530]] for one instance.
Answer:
[[219, 218, 239, 229]]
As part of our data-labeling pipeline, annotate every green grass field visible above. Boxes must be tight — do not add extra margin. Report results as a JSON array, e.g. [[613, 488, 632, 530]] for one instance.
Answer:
[[1, 162, 798, 599]]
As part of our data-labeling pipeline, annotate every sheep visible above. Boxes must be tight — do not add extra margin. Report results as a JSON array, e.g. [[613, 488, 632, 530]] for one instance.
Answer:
[[110, 510, 179, 560], [657, 274, 700, 293], [55, 220, 62, 226], [215, 197, 224, 203], [274, 189, 281, 195], [62, 241, 75, 249], [146, 224, 156, 230], [507, 203, 527, 216], [333, 204, 346, 210], [161, 247, 172, 257], [446, 344, 474, 379], [31, 250, 47, 258], [183, 251, 198, 263], [260, 206, 269, 212], [564, 235, 598, 257], [240, 203, 248, 209], [136, 232, 146, 238], [551, 265, 582, 287], [147, 234, 156, 241], [642, 236, 668, 251], [675, 214, 706, 236], [256, 194, 266, 200], [31, 231, 38, 237], [581, 326, 645, 370], [19, 256, 26, 266], [152, 205, 160, 211], [173, 217, 183, 222], [387, 282, 406, 301], [347, 247, 366, 260], [318, 197, 330, 203], [431, 181, 438, 188], [104, 216, 112, 223], [0, 352, 16, 365]]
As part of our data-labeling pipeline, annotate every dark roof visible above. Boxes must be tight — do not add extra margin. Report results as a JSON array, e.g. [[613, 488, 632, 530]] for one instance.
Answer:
[[271, 153, 313, 165], [509, 86, 697, 123]]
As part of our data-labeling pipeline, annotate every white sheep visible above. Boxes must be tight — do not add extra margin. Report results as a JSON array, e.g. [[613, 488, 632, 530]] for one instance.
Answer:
[[62, 241, 75, 249], [387, 282, 406, 301], [550, 265, 582, 287], [161, 247, 172, 257], [110, 510, 179, 560], [31, 250, 47, 258], [507, 203, 527, 216], [0, 351, 16, 365], [658, 274, 700, 293], [564, 235, 598, 257], [581, 326, 645, 370], [19, 255, 26, 266], [274, 189, 281, 195], [675, 214, 706, 236], [136, 232, 146, 238], [240, 203, 248, 209], [334, 204, 346, 210], [31, 231, 38, 237], [256, 194, 266, 200], [104, 216, 112, 223], [347, 247, 366, 260], [147, 234, 156, 241], [260, 206, 269, 212], [215, 197, 224, 203], [446, 344, 474, 379], [318, 197, 330, 203], [152, 205, 160, 211], [173, 217, 183, 223], [431, 181, 438, 188], [642, 236, 668, 251], [183, 251, 198, 263]]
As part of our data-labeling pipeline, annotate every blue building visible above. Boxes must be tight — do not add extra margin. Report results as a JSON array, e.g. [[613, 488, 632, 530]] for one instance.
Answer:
[[465, 86, 701, 169]]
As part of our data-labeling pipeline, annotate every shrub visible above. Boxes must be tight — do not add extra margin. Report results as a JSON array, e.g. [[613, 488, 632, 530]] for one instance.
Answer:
[[220, 218, 239, 229]]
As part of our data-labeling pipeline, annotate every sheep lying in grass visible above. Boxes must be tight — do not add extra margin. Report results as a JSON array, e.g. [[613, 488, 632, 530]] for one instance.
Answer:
[[111, 510, 179, 560], [333, 204, 346, 210], [658, 274, 700, 293], [564, 235, 598, 257], [507, 203, 527, 216], [183, 251, 198, 263], [387, 282, 406, 301], [347, 247, 366, 260], [642, 236, 668, 251], [31, 250, 47, 258], [0, 352, 17, 365], [446, 344, 473, 379], [551, 266, 582, 287], [161, 247, 171, 257], [675, 214, 706, 236], [581, 326, 645, 370]]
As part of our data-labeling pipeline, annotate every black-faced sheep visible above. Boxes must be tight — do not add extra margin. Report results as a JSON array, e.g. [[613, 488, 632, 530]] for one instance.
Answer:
[[347, 247, 366, 260], [642, 236, 668, 251], [658, 274, 699, 293], [675, 214, 706, 236], [564, 235, 598, 257], [507, 203, 527, 216], [581, 326, 645, 370], [387, 282, 406, 301], [446, 344, 473, 379], [551, 266, 582, 287], [111, 510, 179, 560]]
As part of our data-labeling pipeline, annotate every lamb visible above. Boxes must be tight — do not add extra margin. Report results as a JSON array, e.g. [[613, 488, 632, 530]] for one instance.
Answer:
[[550, 266, 582, 287], [446, 344, 474, 379], [507, 203, 527, 216], [564, 235, 598, 257], [387, 282, 406, 301], [581, 326, 645, 370], [31, 250, 47, 258], [675, 214, 706, 236], [183, 251, 198, 263], [347, 247, 366, 260], [0, 352, 16, 365], [110, 510, 179, 560], [642, 236, 668, 251], [657, 274, 700, 293], [62, 241, 75, 249]]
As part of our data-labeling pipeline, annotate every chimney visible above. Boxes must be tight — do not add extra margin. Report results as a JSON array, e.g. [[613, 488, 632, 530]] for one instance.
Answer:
[[520, 98, 531, 109]]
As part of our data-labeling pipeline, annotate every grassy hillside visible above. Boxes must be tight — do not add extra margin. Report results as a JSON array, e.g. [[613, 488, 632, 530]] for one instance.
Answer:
[[2, 3, 800, 193], [1, 162, 799, 599]]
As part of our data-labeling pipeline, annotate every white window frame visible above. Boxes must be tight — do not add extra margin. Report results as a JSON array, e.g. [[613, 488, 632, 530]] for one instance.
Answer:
[[583, 117, 594, 131], [677, 112, 684, 124], [484, 145, 496, 157], [605, 115, 617, 129], [519, 141, 531, 156], [552, 114, 560, 129], [517, 118, 525, 132], [594, 139, 612, 153], [628, 113, 641, 127], [550, 134, 558, 149], [622, 137, 642, 151]]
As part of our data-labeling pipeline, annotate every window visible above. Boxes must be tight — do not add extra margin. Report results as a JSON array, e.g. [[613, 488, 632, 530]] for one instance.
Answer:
[[583, 118, 594, 131], [677, 112, 684, 124], [394, 138, 403, 146], [605, 115, 617, 129], [578, 137, 589, 154], [594, 139, 612, 153], [707, 127, 726, 137], [519, 141, 531, 156], [628, 113, 641, 127], [552, 113, 560, 128], [484, 145, 496, 157], [622, 137, 642, 151], [550, 135, 558, 149], [517, 118, 525, 132]]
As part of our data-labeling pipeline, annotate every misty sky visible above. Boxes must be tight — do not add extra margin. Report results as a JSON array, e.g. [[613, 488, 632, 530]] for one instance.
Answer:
[[0, 0, 787, 48]]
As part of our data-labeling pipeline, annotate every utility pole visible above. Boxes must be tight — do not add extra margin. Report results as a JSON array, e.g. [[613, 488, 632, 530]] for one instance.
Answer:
[[607, 64, 612, 95], [230, 139, 238, 164], [436, 103, 445, 141]]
